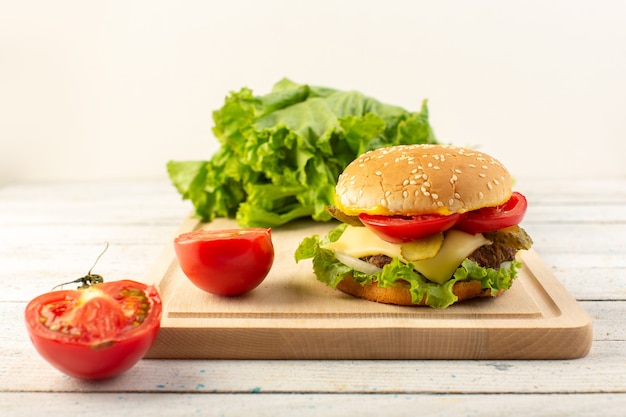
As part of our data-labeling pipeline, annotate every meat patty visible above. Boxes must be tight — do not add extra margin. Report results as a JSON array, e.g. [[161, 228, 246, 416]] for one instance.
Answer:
[[466, 242, 517, 269], [363, 254, 393, 269], [362, 226, 532, 271]]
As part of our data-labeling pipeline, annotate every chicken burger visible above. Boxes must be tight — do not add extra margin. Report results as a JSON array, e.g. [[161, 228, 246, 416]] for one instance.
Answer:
[[295, 144, 533, 308]]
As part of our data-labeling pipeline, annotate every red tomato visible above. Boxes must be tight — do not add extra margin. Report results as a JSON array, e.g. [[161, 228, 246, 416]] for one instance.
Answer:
[[174, 228, 274, 296], [455, 192, 528, 234], [24, 280, 162, 380], [358, 212, 463, 243]]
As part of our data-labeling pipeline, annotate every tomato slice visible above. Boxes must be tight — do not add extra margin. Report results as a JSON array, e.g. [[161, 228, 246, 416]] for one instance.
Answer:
[[455, 192, 528, 234], [358, 212, 463, 243], [25, 280, 162, 380], [174, 228, 274, 296]]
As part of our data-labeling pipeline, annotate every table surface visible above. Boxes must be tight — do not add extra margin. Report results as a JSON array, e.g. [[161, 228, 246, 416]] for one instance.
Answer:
[[1, 178, 624, 416]]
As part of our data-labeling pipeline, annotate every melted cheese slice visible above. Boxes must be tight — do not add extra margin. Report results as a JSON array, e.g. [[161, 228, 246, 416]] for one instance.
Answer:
[[412, 230, 490, 284], [323, 226, 403, 260], [322, 225, 490, 284]]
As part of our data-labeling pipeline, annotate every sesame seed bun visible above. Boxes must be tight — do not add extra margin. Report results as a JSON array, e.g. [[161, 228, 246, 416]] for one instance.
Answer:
[[335, 144, 513, 216]]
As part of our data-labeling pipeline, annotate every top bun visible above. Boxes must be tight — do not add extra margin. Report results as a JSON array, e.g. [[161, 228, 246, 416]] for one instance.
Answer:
[[335, 144, 513, 216]]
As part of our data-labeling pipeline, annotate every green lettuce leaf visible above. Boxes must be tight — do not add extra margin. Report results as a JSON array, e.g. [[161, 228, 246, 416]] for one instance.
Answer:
[[295, 224, 522, 309], [167, 78, 437, 227]]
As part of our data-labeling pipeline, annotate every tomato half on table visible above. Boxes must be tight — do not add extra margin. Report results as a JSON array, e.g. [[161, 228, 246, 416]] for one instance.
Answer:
[[174, 228, 274, 296], [24, 280, 162, 380], [455, 191, 528, 234], [358, 212, 463, 243]]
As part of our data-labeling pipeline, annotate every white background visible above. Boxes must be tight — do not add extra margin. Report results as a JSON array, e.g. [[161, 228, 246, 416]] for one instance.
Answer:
[[1, 0, 625, 186]]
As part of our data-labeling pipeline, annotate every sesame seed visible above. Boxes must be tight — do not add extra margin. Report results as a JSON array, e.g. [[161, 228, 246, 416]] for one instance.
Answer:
[[403, 179, 409, 186], [437, 201, 444, 207], [487, 182, 493, 190], [479, 173, 486, 178], [454, 169, 462, 174], [375, 171, 382, 176], [479, 192, 484, 199], [454, 192, 461, 199], [449, 198, 454, 206], [431, 193, 439, 200], [493, 179, 500, 185], [403, 190, 408, 198]]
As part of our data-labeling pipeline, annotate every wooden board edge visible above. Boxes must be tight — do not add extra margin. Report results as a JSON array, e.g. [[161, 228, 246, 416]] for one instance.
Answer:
[[145, 323, 593, 360]]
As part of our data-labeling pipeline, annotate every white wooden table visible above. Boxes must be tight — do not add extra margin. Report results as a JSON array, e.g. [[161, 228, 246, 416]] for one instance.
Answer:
[[1, 178, 624, 416]]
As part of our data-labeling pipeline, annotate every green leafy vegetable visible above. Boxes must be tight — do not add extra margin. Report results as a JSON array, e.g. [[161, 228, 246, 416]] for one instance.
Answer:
[[167, 78, 437, 227], [295, 224, 522, 309]]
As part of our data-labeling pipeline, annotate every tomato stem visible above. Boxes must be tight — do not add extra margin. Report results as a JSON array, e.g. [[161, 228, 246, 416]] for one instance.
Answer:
[[52, 242, 109, 290]]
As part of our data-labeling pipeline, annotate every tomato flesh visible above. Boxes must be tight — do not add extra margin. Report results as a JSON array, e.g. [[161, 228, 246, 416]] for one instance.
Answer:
[[25, 280, 162, 380], [174, 228, 274, 296], [359, 212, 463, 243], [455, 192, 528, 234]]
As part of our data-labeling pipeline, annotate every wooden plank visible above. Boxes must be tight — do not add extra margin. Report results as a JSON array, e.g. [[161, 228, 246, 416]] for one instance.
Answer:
[[143, 217, 592, 360], [3, 341, 625, 394], [2, 393, 625, 417]]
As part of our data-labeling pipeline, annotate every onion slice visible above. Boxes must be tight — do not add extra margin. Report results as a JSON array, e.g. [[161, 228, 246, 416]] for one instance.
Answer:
[[334, 252, 382, 275]]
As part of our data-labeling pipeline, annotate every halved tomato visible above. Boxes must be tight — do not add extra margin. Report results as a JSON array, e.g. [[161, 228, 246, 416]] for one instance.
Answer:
[[24, 280, 162, 380], [358, 212, 463, 243], [174, 228, 274, 296], [455, 192, 528, 234]]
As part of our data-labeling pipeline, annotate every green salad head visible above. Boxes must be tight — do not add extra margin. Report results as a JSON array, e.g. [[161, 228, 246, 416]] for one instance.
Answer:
[[167, 78, 437, 227]]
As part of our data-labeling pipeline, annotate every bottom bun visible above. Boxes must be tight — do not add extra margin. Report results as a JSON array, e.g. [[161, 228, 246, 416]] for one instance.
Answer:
[[336, 275, 503, 306]]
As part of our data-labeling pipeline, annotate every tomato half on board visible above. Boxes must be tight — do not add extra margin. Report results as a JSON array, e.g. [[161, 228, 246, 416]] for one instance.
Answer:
[[24, 280, 162, 380], [358, 212, 463, 243], [455, 192, 528, 234], [174, 228, 274, 296]]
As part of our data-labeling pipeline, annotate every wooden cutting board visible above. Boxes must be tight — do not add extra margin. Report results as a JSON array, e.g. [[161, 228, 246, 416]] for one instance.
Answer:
[[144, 217, 592, 360]]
